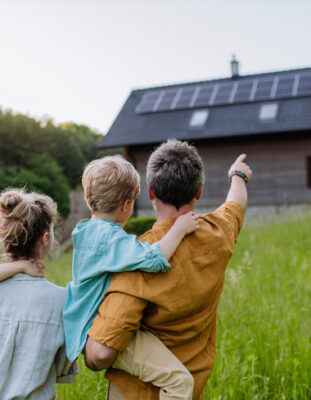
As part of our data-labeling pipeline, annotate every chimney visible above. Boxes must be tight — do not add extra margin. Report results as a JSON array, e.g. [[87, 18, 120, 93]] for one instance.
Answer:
[[230, 54, 239, 77]]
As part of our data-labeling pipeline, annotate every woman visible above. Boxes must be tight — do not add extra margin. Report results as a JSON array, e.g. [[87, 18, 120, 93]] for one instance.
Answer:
[[0, 188, 77, 400]]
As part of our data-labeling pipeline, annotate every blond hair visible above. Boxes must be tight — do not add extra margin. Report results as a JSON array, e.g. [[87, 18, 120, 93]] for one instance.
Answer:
[[0, 188, 57, 259], [82, 156, 140, 213]]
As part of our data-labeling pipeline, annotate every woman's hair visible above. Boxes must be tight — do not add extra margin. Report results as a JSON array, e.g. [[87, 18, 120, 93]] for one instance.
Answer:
[[82, 156, 140, 213], [0, 188, 57, 259]]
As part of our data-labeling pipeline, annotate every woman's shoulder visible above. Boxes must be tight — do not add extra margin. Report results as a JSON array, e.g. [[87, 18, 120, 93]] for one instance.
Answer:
[[2, 275, 66, 305], [0, 276, 66, 324]]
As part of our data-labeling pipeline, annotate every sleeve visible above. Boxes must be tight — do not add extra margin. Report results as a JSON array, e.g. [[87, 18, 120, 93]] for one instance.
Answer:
[[214, 201, 244, 244], [88, 289, 148, 352], [54, 344, 79, 384], [101, 229, 170, 274]]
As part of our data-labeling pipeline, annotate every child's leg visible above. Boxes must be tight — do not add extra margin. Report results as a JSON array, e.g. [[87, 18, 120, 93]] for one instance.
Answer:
[[112, 329, 194, 400], [107, 383, 126, 400]]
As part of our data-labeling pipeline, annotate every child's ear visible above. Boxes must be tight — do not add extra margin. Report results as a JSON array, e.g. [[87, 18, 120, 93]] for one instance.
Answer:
[[122, 199, 132, 212]]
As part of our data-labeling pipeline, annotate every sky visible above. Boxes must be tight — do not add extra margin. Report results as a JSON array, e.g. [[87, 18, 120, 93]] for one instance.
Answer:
[[0, 0, 311, 134]]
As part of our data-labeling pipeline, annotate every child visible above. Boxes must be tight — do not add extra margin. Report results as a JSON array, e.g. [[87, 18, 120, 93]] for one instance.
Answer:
[[0, 189, 77, 399], [63, 156, 198, 400]]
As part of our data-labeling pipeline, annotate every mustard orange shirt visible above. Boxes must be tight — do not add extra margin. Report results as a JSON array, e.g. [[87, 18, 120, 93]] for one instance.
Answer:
[[89, 201, 244, 400]]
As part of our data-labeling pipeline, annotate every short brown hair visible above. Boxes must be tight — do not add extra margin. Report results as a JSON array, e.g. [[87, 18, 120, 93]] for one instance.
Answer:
[[147, 140, 204, 209], [82, 156, 140, 213], [0, 188, 57, 259]]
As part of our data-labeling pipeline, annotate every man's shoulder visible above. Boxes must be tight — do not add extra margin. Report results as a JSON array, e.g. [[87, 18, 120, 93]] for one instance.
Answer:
[[138, 226, 158, 244], [200, 201, 244, 225]]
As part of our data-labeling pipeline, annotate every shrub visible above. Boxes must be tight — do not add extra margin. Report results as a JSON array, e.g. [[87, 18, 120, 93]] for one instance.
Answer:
[[0, 154, 70, 218], [124, 216, 156, 237]]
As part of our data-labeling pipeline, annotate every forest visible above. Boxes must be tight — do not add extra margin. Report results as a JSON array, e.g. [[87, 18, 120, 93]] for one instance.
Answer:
[[0, 109, 105, 218]]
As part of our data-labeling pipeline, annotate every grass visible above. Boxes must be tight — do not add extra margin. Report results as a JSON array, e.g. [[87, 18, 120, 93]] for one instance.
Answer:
[[45, 215, 311, 399], [45, 252, 109, 399]]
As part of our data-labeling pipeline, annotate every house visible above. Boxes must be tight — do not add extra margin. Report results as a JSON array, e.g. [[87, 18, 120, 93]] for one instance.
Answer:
[[99, 59, 311, 215]]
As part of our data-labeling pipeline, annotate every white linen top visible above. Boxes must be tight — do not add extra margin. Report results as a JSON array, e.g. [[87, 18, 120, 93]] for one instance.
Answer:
[[0, 273, 76, 400]]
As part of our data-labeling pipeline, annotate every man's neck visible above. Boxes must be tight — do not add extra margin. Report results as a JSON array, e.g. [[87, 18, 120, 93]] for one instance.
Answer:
[[154, 199, 196, 222]]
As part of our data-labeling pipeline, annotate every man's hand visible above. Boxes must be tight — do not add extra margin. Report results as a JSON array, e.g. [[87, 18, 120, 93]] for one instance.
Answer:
[[226, 154, 252, 210], [228, 154, 252, 182], [84, 336, 117, 371]]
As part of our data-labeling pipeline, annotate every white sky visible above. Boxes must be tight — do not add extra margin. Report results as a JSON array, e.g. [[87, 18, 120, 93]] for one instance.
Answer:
[[0, 0, 310, 134]]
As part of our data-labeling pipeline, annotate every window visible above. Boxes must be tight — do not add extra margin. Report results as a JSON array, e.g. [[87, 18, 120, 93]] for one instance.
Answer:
[[259, 103, 278, 121], [307, 156, 311, 188], [189, 110, 209, 128]]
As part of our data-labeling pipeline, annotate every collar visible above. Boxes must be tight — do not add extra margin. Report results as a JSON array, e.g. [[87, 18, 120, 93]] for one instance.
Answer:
[[78, 218, 122, 227], [9, 273, 46, 282], [153, 217, 176, 230]]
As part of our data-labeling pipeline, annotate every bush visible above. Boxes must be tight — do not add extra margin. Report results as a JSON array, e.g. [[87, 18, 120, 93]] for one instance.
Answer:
[[0, 154, 70, 218], [124, 216, 156, 237]]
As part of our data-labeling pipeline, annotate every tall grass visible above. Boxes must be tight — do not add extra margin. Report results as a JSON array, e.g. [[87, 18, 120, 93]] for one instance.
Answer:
[[45, 215, 311, 399], [204, 216, 311, 400], [45, 252, 109, 399]]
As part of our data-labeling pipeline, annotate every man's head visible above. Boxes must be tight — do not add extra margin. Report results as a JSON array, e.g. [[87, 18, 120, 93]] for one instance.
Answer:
[[146, 140, 204, 210]]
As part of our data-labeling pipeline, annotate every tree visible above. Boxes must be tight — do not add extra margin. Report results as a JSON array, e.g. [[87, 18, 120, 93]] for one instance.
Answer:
[[0, 108, 104, 217], [0, 154, 70, 218]]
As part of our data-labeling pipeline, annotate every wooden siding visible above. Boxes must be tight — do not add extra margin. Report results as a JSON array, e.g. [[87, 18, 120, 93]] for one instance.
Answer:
[[129, 133, 311, 211], [60, 192, 91, 242]]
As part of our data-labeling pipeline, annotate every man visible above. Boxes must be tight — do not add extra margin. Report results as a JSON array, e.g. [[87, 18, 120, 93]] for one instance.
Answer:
[[85, 139, 252, 399]]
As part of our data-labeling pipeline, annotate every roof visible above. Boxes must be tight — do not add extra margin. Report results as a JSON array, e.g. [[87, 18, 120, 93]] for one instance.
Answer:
[[99, 67, 311, 148]]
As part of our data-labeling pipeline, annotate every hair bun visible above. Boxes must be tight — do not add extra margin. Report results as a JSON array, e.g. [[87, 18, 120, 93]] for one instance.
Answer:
[[0, 190, 28, 215]]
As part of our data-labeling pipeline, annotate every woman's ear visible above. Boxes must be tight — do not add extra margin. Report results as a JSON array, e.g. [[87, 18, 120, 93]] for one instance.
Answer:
[[39, 231, 49, 246]]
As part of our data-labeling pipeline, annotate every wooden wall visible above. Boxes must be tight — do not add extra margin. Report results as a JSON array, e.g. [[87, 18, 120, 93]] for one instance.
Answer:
[[129, 133, 311, 212], [61, 192, 91, 242]]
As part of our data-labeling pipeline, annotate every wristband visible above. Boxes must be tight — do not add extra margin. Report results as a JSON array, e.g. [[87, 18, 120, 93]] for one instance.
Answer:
[[229, 170, 248, 183]]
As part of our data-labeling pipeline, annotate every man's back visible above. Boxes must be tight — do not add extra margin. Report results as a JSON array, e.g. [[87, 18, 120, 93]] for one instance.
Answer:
[[89, 201, 244, 399]]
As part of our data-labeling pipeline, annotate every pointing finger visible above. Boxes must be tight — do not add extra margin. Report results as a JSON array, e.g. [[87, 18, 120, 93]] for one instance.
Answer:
[[236, 154, 247, 163]]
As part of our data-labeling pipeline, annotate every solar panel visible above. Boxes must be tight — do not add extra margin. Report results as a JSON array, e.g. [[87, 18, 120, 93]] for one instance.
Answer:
[[175, 87, 196, 109], [254, 78, 274, 100], [135, 71, 311, 114], [233, 80, 253, 102], [157, 90, 178, 112], [275, 75, 295, 98], [193, 85, 214, 107], [136, 91, 160, 113], [297, 73, 311, 96], [213, 83, 234, 105]]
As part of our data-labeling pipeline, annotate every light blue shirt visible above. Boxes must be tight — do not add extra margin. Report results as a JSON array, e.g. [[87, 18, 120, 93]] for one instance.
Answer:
[[0, 274, 77, 400], [63, 218, 170, 362]]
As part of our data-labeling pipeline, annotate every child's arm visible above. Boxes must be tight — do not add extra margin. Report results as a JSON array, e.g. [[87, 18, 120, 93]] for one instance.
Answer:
[[0, 259, 45, 281], [84, 212, 198, 276], [226, 154, 252, 210], [157, 211, 199, 260]]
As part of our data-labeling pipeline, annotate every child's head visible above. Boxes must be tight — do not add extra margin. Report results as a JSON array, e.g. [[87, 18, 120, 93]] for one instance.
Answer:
[[82, 156, 140, 214], [0, 188, 57, 260]]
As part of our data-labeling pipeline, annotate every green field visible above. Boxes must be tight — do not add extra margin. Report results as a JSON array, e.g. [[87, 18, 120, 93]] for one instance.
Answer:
[[46, 215, 311, 400]]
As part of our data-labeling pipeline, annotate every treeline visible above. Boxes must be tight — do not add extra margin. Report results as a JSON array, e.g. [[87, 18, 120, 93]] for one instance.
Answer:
[[0, 109, 105, 218]]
